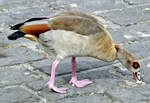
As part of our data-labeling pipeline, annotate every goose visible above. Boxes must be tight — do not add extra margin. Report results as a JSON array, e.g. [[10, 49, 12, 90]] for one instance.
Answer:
[[8, 11, 142, 93]]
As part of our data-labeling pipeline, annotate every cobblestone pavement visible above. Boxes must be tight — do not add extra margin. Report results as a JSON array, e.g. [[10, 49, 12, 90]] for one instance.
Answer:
[[0, 0, 150, 103]]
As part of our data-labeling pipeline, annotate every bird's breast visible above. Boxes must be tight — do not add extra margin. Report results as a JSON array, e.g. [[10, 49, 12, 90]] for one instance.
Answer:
[[38, 30, 117, 61], [89, 33, 117, 61], [39, 30, 92, 59]]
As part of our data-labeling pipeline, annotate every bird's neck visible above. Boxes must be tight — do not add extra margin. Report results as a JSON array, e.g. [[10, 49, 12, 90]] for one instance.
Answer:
[[115, 45, 135, 68], [116, 46, 128, 63]]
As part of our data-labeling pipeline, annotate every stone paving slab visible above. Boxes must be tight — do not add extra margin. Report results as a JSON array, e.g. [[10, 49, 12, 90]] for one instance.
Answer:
[[53, 0, 125, 12], [0, 86, 40, 103], [105, 84, 150, 103], [0, 7, 52, 28], [0, 65, 38, 87], [1, 0, 52, 10], [0, 47, 44, 66], [122, 40, 150, 59], [100, 4, 150, 25], [108, 23, 150, 44], [49, 94, 111, 103]]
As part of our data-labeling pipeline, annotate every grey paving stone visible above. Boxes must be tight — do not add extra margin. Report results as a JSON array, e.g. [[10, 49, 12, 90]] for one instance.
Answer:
[[100, 5, 150, 25], [0, 7, 52, 28], [122, 40, 150, 59], [31, 57, 113, 75], [53, 0, 125, 12], [1, 0, 52, 10], [0, 47, 44, 66], [49, 94, 111, 103], [25, 79, 48, 91], [0, 65, 37, 87], [108, 23, 150, 44], [0, 86, 40, 103], [106, 84, 150, 103]]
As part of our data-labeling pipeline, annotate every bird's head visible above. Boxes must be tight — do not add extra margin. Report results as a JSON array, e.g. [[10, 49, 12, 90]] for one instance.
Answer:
[[123, 59, 141, 81], [115, 45, 142, 82]]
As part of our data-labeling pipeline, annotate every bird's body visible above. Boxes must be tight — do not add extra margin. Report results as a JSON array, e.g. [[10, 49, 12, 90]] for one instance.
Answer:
[[39, 29, 116, 61], [8, 11, 142, 93]]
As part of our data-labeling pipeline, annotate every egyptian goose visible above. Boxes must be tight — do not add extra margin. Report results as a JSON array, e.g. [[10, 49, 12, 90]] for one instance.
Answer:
[[8, 11, 142, 93]]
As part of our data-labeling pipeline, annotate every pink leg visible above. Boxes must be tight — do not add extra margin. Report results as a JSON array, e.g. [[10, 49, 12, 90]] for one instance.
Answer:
[[69, 57, 93, 87], [46, 59, 68, 93]]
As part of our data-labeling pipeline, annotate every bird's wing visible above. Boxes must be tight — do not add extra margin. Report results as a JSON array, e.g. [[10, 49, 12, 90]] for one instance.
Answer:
[[51, 11, 104, 29], [48, 16, 104, 36], [54, 11, 98, 22]]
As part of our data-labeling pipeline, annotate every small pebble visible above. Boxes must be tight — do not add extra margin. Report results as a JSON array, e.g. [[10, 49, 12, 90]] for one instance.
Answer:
[[145, 8, 150, 10], [70, 3, 78, 8], [124, 35, 134, 39], [24, 72, 31, 75]]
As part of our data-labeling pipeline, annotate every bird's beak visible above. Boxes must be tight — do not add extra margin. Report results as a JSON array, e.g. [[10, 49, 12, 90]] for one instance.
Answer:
[[133, 71, 142, 81], [24, 34, 38, 42]]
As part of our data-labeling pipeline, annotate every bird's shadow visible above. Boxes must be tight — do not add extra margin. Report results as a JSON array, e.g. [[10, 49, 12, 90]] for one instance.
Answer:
[[62, 67, 121, 82]]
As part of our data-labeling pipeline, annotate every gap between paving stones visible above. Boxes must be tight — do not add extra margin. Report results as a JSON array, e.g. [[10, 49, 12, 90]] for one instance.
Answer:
[[20, 85, 47, 103], [0, 64, 47, 103], [97, 3, 150, 27], [100, 13, 148, 28], [0, 84, 47, 103], [52, 80, 132, 103], [92, 2, 150, 14], [23, 63, 49, 80], [0, 63, 49, 80], [54, 89, 114, 103]]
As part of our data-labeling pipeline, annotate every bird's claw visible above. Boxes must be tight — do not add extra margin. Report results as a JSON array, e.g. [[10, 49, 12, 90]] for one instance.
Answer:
[[46, 82, 69, 93], [69, 79, 93, 88]]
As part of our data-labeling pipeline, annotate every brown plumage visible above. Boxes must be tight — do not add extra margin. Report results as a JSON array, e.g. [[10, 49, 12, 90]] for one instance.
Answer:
[[8, 11, 142, 93], [20, 24, 50, 34]]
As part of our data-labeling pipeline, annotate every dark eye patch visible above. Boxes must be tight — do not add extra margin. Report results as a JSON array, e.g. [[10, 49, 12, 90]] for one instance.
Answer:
[[133, 62, 140, 69]]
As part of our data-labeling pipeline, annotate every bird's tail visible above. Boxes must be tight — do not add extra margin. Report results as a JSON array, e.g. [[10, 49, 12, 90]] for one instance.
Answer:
[[10, 17, 49, 30], [8, 17, 50, 40]]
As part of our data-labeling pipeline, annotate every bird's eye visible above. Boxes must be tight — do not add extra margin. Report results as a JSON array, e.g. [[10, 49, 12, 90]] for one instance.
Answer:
[[132, 62, 140, 69]]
